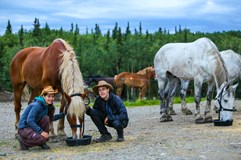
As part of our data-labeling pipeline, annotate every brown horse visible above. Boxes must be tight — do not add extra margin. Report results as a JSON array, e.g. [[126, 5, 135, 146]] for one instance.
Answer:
[[10, 38, 87, 138], [114, 66, 155, 99]]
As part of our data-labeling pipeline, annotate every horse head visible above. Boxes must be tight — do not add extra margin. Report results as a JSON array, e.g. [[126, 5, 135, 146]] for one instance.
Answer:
[[64, 88, 91, 115], [146, 66, 156, 79], [214, 82, 238, 121]]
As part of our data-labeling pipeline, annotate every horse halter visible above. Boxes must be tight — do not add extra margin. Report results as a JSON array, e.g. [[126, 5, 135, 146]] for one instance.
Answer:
[[70, 93, 90, 105], [215, 84, 236, 112]]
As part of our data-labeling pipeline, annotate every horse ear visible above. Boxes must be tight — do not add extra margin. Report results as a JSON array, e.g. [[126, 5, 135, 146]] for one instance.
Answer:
[[232, 83, 239, 92]]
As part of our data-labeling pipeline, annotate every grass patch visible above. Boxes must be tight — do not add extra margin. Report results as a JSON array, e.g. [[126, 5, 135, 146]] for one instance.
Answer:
[[124, 99, 159, 108], [124, 96, 206, 108]]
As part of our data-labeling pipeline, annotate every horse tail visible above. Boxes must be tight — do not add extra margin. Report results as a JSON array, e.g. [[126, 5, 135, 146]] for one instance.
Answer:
[[22, 84, 31, 101]]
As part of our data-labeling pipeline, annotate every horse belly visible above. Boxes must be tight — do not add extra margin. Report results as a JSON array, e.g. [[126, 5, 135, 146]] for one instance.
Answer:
[[154, 44, 210, 80], [155, 54, 194, 79], [125, 79, 144, 88]]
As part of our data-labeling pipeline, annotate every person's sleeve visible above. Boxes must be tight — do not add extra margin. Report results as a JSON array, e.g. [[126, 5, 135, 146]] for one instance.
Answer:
[[53, 112, 65, 121], [26, 105, 43, 134], [108, 96, 128, 121]]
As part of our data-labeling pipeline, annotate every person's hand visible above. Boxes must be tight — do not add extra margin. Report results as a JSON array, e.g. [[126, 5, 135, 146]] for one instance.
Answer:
[[41, 131, 49, 139], [104, 117, 108, 125]]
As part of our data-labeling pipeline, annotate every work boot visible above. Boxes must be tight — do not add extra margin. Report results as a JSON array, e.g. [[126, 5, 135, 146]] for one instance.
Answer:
[[116, 129, 124, 142], [95, 133, 112, 143], [17, 135, 29, 150], [40, 143, 50, 149]]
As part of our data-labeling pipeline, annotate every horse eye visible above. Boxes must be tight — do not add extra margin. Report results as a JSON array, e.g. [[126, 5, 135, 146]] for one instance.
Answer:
[[224, 99, 228, 103]]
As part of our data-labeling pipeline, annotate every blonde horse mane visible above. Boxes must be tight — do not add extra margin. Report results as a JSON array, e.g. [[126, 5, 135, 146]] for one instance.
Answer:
[[58, 39, 85, 119]]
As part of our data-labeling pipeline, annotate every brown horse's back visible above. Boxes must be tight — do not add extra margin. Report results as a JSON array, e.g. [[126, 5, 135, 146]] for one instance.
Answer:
[[11, 47, 46, 90], [115, 72, 151, 88]]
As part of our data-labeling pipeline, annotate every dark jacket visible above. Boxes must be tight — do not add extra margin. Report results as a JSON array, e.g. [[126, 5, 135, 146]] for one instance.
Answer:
[[93, 93, 129, 123], [18, 96, 48, 134]]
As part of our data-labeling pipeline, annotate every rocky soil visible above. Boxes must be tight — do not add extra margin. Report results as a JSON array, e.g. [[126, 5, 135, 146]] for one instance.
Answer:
[[0, 98, 241, 160]]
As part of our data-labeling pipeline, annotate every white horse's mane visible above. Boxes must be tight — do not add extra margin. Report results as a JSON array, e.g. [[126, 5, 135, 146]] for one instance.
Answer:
[[58, 39, 85, 119], [207, 47, 228, 87]]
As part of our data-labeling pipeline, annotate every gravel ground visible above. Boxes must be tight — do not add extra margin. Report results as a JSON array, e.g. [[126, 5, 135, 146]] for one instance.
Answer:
[[0, 100, 241, 160]]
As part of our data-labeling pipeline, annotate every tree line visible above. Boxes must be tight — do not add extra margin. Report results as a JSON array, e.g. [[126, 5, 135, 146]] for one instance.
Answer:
[[1, 18, 241, 99]]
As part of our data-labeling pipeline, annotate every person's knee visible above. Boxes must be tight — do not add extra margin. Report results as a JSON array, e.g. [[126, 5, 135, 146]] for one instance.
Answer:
[[112, 120, 124, 130], [42, 115, 50, 123]]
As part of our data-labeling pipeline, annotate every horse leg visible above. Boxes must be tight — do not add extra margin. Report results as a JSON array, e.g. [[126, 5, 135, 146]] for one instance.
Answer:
[[13, 83, 26, 136], [193, 80, 204, 123], [158, 80, 166, 121], [67, 115, 78, 138], [180, 80, 192, 115], [78, 117, 84, 138], [169, 79, 179, 115], [166, 76, 179, 116], [139, 86, 146, 100], [48, 106, 56, 139], [28, 89, 39, 104], [159, 73, 176, 122], [116, 87, 123, 97], [57, 97, 66, 136], [204, 82, 215, 123]]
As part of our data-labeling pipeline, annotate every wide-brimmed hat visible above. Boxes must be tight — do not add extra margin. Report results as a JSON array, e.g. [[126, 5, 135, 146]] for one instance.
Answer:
[[93, 80, 113, 95], [41, 86, 58, 96]]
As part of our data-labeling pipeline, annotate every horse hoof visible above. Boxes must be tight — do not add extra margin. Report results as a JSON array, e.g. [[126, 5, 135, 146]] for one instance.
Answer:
[[170, 109, 177, 115], [167, 116, 173, 121], [185, 110, 193, 115], [182, 108, 193, 115], [49, 134, 57, 138], [195, 117, 205, 124], [160, 115, 173, 122], [204, 116, 213, 123], [49, 137, 59, 143]]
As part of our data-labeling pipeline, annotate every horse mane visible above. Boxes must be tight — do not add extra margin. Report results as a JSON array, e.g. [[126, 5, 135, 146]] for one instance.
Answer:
[[137, 66, 154, 75], [58, 39, 85, 118], [207, 40, 228, 87]]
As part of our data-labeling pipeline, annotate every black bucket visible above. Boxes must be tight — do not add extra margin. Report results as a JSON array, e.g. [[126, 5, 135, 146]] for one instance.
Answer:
[[66, 135, 92, 146], [213, 119, 233, 126]]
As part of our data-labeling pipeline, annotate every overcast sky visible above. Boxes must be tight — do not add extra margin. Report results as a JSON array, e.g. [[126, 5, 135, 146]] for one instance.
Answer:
[[0, 0, 240, 35]]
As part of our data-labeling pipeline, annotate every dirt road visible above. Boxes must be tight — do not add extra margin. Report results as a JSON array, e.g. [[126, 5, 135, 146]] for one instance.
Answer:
[[0, 101, 241, 160]]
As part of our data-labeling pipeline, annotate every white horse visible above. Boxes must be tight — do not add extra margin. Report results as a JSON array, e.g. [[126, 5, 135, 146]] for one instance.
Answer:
[[154, 37, 238, 123], [169, 49, 241, 117]]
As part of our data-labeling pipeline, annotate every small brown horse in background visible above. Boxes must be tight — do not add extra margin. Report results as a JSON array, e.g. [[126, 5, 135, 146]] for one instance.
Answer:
[[10, 38, 87, 139], [114, 66, 155, 99]]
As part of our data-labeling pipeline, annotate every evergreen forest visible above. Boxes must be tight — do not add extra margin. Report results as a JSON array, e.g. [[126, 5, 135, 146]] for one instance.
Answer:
[[1, 18, 241, 100]]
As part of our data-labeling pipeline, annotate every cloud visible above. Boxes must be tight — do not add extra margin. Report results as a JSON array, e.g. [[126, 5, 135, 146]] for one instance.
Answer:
[[198, 0, 236, 15], [0, 0, 241, 35]]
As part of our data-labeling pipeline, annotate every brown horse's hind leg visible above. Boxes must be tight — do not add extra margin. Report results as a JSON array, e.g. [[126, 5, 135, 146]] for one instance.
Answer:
[[28, 89, 39, 104], [13, 83, 26, 137], [57, 96, 66, 136]]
